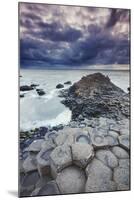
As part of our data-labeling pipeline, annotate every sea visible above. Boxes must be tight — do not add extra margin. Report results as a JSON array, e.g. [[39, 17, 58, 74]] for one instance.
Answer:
[[20, 68, 130, 131]]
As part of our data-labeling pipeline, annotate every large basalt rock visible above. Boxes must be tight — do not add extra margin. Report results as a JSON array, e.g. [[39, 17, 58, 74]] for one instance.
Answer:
[[95, 149, 118, 169], [85, 177, 116, 193], [85, 158, 112, 180], [118, 135, 130, 150], [71, 143, 94, 168], [23, 156, 37, 173], [111, 146, 129, 159], [37, 142, 55, 177], [56, 166, 86, 194], [21, 170, 40, 189], [20, 85, 34, 91], [50, 145, 72, 178], [91, 134, 109, 149], [119, 159, 130, 169], [105, 134, 118, 146], [37, 180, 60, 196], [113, 166, 130, 186], [27, 139, 44, 152], [85, 158, 115, 192]]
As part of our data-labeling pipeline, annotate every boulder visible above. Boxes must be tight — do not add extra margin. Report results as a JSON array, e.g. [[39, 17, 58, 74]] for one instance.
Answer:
[[71, 143, 94, 168], [50, 145, 72, 178], [95, 149, 118, 169], [56, 84, 64, 89], [56, 166, 86, 194], [118, 135, 130, 150], [111, 146, 129, 159], [20, 85, 34, 91]]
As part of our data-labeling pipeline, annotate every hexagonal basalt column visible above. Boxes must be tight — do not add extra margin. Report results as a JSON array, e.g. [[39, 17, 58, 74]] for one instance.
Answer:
[[37, 145, 55, 177], [27, 139, 45, 152], [85, 158, 112, 180], [118, 135, 130, 151], [45, 131, 58, 141], [111, 146, 129, 159], [56, 166, 86, 194], [85, 177, 116, 193], [74, 131, 91, 145], [23, 156, 37, 173], [50, 145, 72, 179], [95, 149, 118, 169], [71, 143, 94, 168], [54, 133, 74, 146], [36, 180, 60, 196], [91, 134, 108, 149]]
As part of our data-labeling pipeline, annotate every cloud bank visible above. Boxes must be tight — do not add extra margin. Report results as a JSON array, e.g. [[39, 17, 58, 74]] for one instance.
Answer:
[[19, 3, 130, 68]]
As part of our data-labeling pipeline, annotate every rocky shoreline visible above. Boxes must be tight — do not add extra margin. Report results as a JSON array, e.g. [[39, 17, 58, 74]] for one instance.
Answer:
[[19, 73, 130, 197]]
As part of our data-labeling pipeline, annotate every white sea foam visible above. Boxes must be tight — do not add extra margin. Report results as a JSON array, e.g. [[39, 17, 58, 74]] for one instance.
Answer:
[[20, 109, 71, 131]]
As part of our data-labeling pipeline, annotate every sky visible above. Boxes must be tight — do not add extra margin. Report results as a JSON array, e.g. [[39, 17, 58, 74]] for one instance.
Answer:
[[19, 3, 130, 69]]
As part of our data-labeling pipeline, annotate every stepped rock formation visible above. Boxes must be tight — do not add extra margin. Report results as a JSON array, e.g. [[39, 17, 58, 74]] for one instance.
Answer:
[[60, 73, 130, 120]]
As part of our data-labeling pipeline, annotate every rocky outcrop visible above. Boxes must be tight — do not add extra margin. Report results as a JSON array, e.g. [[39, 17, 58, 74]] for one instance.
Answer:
[[64, 81, 72, 85], [20, 85, 34, 91], [36, 89, 45, 96], [56, 84, 64, 89], [60, 73, 129, 121]]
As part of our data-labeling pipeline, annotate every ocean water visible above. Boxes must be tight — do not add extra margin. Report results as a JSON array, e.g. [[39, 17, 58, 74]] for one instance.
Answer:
[[20, 69, 130, 131]]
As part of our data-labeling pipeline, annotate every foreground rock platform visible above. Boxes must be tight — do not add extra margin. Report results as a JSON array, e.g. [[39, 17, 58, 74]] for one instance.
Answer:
[[19, 73, 130, 197]]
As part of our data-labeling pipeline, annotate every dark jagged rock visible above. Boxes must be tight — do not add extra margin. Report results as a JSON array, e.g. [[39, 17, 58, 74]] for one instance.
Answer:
[[31, 84, 39, 88], [20, 94, 24, 98], [127, 87, 130, 92], [36, 89, 45, 96], [64, 81, 72, 85], [56, 84, 64, 89], [60, 73, 130, 121], [20, 85, 34, 91]]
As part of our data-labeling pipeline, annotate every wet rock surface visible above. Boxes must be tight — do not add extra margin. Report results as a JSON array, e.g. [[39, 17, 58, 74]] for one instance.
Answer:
[[19, 73, 130, 197]]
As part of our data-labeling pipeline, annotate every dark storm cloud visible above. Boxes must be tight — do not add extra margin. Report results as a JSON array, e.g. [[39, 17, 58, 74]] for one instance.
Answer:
[[30, 22, 82, 42], [19, 3, 130, 68], [106, 8, 130, 28]]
